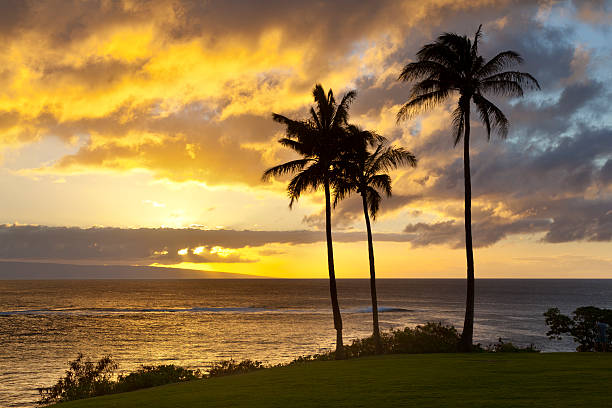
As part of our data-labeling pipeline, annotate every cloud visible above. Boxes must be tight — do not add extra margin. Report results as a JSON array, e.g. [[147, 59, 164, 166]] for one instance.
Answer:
[[403, 123, 612, 247], [0, 224, 414, 264], [404, 217, 552, 248], [302, 194, 420, 230], [0, 0, 546, 187]]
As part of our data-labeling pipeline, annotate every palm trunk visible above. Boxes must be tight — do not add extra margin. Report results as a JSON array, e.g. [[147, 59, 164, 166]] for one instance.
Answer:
[[460, 106, 475, 352], [361, 190, 382, 353], [324, 177, 345, 359]]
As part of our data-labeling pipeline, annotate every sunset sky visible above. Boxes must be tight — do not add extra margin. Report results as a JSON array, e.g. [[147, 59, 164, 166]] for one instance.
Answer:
[[1, 0, 611, 278]]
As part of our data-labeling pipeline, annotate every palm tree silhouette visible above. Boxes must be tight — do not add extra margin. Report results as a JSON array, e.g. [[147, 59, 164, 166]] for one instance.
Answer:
[[335, 125, 417, 352], [262, 84, 356, 359], [397, 25, 539, 351]]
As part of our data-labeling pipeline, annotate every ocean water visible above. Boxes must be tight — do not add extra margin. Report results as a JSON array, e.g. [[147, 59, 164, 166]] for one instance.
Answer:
[[1, 279, 611, 407]]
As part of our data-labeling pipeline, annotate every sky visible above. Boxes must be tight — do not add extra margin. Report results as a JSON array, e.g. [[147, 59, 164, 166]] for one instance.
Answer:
[[0, 0, 611, 278]]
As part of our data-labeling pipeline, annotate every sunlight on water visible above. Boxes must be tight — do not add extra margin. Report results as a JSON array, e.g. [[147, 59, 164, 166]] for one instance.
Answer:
[[1, 279, 611, 407]]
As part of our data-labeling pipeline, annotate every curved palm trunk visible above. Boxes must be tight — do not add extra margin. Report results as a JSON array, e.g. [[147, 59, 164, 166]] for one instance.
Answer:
[[460, 106, 475, 352], [324, 177, 345, 359], [361, 190, 382, 353]]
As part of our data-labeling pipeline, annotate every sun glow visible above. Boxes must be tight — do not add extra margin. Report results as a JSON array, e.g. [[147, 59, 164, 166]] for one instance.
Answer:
[[209, 246, 235, 257]]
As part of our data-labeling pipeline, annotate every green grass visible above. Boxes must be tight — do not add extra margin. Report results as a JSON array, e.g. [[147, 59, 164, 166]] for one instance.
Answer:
[[54, 353, 612, 408]]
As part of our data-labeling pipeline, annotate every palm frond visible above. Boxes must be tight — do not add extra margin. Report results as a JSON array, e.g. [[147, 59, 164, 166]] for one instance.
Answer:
[[477, 51, 523, 78], [262, 158, 313, 181], [398, 61, 451, 81], [287, 164, 325, 208], [416, 42, 459, 68], [479, 80, 525, 97], [272, 113, 313, 140], [482, 71, 540, 91], [437, 32, 470, 55], [312, 84, 330, 128], [332, 89, 357, 128], [471, 25, 483, 58], [346, 126, 385, 150], [451, 105, 465, 146], [397, 89, 450, 122], [370, 146, 417, 175], [365, 187, 382, 220], [472, 93, 509, 139], [310, 107, 322, 130], [327, 88, 336, 107], [369, 174, 392, 197], [408, 79, 445, 98], [332, 177, 354, 208], [277, 138, 310, 155]]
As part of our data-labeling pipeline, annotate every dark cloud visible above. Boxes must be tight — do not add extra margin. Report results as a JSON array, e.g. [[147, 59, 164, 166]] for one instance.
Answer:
[[407, 124, 612, 247], [0, 0, 29, 39], [302, 194, 420, 230], [0, 225, 414, 264], [601, 159, 612, 185], [541, 198, 612, 243], [41, 57, 149, 90], [404, 215, 552, 248]]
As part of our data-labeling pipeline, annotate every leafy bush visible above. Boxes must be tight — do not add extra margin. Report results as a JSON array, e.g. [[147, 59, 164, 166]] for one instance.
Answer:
[[38, 357, 202, 406], [207, 359, 266, 378], [544, 306, 612, 351], [391, 322, 461, 354], [290, 322, 463, 361], [485, 338, 538, 353], [114, 365, 200, 394], [37, 354, 117, 405]]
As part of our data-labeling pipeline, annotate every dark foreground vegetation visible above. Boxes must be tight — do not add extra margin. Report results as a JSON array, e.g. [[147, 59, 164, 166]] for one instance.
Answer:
[[51, 353, 612, 408], [39, 323, 537, 406], [544, 306, 612, 351]]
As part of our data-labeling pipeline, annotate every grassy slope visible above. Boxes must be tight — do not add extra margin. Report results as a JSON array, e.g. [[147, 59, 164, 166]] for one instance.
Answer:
[[55, 353, 612, 408]]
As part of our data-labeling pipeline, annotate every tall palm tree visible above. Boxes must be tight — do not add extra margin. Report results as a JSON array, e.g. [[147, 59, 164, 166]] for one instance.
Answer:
[[262, 84, 355, 359], [335, 125, 417, 352], [396, 25, 539, 351]]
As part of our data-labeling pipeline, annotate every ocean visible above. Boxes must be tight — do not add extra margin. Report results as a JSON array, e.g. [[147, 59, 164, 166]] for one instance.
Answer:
[[1, 279, 611, 407]]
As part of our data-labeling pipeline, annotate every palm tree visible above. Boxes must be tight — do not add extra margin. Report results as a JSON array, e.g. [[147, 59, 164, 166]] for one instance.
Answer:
[[335, 125, 417, 352], [396, 25, 539, 351], [262, 84, 355, 359]]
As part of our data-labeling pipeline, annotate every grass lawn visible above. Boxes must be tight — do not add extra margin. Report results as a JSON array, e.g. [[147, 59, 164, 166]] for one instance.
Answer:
[[54, 353, 612, 408]]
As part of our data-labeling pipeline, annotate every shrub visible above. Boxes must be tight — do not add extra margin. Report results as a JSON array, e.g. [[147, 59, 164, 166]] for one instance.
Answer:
[[37, 354, 117, 405], [114, 365, 200, 394], [391, 322, 461, 353], [290, 322, 463, 361], [544, 306, 612, 351], [38, 357, 202, 406], [207, 359, 266, 378], [485, 338, 538, 353], [341, 332, 393, 358]]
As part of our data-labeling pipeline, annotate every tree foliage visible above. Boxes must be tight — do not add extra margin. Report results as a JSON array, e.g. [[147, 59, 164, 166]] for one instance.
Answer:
[[37, 354, 117, 405], [544, 306, 612, 352], [334, 125, 417, 219], [262, 84, 355, 206], [397, 25, 540, 144]]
